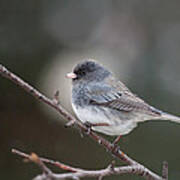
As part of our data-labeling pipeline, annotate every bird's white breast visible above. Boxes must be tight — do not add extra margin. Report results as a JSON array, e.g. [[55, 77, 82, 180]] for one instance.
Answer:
[[72, 103, 137, 136]]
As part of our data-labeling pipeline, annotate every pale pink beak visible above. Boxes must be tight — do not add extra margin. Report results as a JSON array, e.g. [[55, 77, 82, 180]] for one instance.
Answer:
[[66, 72, 77, 79]]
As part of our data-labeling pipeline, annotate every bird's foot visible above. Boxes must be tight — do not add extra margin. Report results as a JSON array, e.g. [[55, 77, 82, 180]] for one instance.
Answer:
[[84, 122, 110, 135], [113, 135, 122, 145], [84, 122, 93, 135], [111, 135, 122, 153]]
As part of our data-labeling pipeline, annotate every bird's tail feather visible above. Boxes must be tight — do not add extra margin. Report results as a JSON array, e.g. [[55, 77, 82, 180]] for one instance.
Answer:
[[160, 112, 180, 123]]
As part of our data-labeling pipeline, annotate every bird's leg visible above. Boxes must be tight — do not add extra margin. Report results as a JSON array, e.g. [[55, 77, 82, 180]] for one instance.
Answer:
[[87, 122, 110, 127], [113, 135, 122, 145], [111, 135, 122, 152], [84, 121, 93, 135], [84, 122, 110, 135]]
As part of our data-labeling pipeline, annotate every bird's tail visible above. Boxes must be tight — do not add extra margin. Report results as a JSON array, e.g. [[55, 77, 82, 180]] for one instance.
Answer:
[[160, 112, 180, 123]]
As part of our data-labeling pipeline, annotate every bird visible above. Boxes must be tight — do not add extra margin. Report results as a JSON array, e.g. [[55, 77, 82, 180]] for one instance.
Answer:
[[66, 59, 180, 141]]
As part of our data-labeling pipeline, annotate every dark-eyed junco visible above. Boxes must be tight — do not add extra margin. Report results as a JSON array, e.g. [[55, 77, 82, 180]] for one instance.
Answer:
[[67, 60, 180, 137]]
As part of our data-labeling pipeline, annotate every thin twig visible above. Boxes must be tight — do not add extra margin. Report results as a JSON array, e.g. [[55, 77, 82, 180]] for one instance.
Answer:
[[0, 64, 164, 180], [12, 148, 161, 180], [12, 149, 80, 172], [162, 161, 168, 180], [53, 90, 60, 105]]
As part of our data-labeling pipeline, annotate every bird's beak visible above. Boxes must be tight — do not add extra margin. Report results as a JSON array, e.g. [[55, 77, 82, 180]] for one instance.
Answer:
[[66, 72, 77, 79]]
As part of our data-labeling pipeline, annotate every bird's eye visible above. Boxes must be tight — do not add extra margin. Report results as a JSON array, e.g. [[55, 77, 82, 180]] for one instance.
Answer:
[[80, 71, 86, 76]]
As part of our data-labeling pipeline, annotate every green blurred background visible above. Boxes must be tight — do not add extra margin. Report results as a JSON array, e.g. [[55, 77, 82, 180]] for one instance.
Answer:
[[0, 0, 180, 179]]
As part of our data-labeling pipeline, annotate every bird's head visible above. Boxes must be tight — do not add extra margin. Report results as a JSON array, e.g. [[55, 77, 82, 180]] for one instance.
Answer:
[[66, 60, 111, 84]]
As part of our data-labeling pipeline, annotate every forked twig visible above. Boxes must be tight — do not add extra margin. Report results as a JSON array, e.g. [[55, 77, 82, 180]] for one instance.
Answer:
[[12, 148, 161, 180]]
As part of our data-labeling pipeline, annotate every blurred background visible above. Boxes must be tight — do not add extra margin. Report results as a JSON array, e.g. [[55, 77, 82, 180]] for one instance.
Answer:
[[0, 0, 180, 179]]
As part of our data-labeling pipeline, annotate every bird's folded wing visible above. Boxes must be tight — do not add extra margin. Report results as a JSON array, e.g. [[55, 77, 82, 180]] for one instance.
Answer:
[[87, 82, 161, 116]]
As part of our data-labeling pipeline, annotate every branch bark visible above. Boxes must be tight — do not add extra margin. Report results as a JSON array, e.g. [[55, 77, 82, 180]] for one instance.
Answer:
[[12, 148, 161, 180], [0, 64, 165, 180]]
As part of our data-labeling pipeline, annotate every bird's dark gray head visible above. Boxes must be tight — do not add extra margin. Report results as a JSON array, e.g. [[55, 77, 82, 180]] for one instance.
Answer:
[[69, 60, 111, 84]]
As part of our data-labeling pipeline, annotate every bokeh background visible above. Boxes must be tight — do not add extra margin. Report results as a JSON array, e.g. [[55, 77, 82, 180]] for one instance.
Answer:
[[1, 1, 180, 179]]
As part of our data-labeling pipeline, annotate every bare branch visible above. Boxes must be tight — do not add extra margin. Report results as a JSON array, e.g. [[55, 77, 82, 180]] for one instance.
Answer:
[[0, 64, 164, 180], [65, 119, 76, 128], [12, 148, 162, 180], [53, 90, 60, 105], [162, 161, 168, 180], [12, 149, 80, 172]]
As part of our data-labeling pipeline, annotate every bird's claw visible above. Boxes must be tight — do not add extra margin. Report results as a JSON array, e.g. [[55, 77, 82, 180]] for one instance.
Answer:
[[111, 143, 120, 153], [84, 122, 92, 135]]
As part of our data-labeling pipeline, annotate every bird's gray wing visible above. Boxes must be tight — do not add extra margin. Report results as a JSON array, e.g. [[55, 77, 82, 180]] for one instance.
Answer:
[[86, 81, 161, 116]]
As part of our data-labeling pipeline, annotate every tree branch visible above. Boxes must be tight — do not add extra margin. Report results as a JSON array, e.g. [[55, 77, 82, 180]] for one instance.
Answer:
[[0, 64, 165, 180], [12, 148, 160, 180], [162, 161, 168, 180]]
